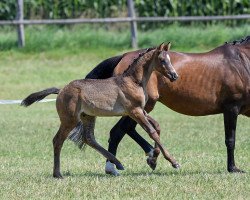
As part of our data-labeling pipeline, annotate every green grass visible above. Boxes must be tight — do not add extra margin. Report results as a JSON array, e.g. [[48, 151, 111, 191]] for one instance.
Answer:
[[0, 27, 249, 199], [0, 24, 250, 53]]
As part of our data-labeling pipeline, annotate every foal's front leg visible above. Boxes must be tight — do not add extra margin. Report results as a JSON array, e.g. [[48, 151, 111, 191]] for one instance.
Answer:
[[130, 108, 179, 169], [146, 113, 180, 169]]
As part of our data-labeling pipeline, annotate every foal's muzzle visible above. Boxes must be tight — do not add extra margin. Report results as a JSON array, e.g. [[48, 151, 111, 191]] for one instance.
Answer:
[[168, 72, 179, 82]]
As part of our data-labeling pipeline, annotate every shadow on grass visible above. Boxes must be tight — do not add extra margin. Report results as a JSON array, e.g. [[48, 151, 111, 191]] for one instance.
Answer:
[[46, 168, 229, 179]]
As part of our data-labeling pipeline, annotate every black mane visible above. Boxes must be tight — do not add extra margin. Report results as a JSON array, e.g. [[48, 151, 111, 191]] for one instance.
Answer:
[[85, 55, 123, 79], [85, 47, 155, 80], [225, 36, 250, 45]]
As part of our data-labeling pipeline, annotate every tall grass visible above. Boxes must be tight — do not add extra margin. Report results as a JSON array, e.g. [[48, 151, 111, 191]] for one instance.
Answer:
[[0, 24, 249, 53]]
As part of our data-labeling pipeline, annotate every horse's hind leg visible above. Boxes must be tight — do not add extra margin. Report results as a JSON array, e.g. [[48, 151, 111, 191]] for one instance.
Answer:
[[81, 115, 124, 171], [130, 108, 179, 169], [53, 124, 76, 178]]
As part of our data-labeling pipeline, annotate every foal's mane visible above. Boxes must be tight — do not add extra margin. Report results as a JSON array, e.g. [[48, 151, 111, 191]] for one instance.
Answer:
[[123, 47, 156, 75], [225, 35, 250, 45]]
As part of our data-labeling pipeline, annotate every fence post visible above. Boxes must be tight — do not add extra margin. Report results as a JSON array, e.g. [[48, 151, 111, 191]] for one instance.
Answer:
[[17, 0, 25, 47], [127, 0, 138, 49]]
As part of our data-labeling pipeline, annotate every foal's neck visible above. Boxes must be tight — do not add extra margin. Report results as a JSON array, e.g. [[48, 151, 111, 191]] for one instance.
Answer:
[[123, 50, 155, 87]]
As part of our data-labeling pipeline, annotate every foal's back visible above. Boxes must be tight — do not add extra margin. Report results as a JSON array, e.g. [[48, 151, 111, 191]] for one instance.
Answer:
[[57, 78, 127, 118]]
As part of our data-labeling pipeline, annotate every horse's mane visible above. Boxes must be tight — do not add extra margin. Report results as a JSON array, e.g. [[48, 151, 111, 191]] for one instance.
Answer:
[[123, 47, 156, 75], [225, 36, 250, 45], [85, 55, 123, 79]]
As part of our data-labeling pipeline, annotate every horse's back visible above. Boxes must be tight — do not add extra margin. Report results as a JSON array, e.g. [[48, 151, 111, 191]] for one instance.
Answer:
[[157, 46, 250, 116]]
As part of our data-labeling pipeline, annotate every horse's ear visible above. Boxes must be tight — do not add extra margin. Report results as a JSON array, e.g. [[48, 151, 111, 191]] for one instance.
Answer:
[[164, 42, 171, 51], [157, 42, 165, 51]]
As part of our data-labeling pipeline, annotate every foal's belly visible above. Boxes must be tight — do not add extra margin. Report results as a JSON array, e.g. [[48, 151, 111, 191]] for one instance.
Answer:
[[81, 100, 127, 117]]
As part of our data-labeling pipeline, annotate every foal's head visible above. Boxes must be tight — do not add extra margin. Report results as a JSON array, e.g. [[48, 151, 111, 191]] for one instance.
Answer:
[[153, 42, 178, 82]]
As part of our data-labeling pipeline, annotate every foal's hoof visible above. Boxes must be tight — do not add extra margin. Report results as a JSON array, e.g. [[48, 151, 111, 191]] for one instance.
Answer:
[[228, 167, 245, 173], [172, 163, 180, 169], [116, 163, 125, 170], [147, 157, 157, 170]]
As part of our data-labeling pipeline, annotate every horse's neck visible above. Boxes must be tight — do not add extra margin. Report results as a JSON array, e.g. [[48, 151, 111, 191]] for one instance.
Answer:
[[124, 51, 155, 87]]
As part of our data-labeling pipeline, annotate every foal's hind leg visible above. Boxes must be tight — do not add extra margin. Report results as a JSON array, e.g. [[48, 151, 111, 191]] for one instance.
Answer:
[[53, 124, 76, 178], [130, 108, 179, 169], [81, 115, 124, 171]]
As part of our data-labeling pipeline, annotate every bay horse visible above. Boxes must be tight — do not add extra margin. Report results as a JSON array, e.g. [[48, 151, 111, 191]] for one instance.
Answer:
[[21, 43, 179, 178], [84, 36, 250, 175]]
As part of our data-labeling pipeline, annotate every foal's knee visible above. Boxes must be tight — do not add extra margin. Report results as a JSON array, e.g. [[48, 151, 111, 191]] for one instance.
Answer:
[[154, 123, 160, 134]]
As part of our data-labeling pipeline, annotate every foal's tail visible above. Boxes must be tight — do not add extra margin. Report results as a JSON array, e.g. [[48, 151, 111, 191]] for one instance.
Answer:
[[68, 122, 86, 150], [21, 87, 60, 107]]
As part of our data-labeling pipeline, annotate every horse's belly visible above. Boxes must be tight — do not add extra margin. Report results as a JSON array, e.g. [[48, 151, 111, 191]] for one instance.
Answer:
[[158, 83, 222, 116], [160, 96, 221, 116]]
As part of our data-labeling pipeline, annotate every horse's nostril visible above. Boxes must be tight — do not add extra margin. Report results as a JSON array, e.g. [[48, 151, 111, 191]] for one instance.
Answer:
[[172, 73, 178, 80]]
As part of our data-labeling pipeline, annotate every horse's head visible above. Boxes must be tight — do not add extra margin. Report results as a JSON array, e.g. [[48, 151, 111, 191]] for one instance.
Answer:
[[154, 42, 178, 82]]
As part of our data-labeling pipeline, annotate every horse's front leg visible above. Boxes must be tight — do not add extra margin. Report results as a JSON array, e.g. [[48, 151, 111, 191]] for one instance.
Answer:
[[106, 116, 154, 175], [223, 104, 245, 173], [130, 108, 179, 169]]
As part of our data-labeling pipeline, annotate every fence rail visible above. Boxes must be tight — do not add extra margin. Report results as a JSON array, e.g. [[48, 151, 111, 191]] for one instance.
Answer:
[[1, 0, 250, 48], [1, 14, 250, 25]]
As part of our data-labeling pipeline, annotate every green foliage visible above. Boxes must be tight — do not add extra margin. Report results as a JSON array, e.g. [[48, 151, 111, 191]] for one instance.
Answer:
[[0, 0, 16, 20], [0, 24, 249, 53], [0, 0, 249, 20]]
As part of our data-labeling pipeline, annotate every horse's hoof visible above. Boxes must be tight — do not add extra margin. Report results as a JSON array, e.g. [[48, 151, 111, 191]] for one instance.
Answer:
[[228, 167, 245, 173], [105, 161, 120, 176], [105, 170, 120, 176], [147, 157, 157, 170], [53, 173, 64, 179], [116, 163, 125, 170], [172, 163, 180, 169]]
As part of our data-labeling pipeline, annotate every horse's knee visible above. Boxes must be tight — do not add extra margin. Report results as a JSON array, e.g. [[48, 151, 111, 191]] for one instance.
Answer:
[[109, 123, 126, 144], [225, 139, 235, 149], [120, 117, 136, 132], [53, 134, 60, 147]]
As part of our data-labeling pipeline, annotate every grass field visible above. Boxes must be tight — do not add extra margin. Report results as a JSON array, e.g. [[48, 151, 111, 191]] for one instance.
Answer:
[[0, 26, 249, 199]]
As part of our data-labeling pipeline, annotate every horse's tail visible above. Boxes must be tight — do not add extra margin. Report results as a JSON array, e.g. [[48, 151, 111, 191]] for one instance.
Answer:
[[21, 87, 60, 107], [68, 122, 86, 150]]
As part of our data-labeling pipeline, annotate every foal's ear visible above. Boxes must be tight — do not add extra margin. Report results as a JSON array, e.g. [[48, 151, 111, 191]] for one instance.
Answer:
[[164, 42, 171, 51], [157, 42, 165, 51]]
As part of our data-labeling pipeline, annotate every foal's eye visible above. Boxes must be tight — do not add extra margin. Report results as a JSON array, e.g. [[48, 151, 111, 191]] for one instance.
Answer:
[[161, 60, 166, 65]]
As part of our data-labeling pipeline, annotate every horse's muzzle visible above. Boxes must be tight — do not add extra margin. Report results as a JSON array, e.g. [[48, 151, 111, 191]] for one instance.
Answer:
[[169, 72, 179, 82]]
